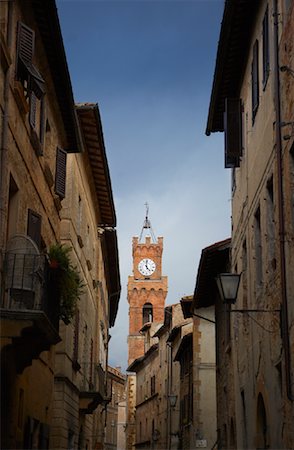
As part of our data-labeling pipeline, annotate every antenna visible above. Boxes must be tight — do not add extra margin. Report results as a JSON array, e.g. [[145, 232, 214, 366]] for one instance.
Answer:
[[139, 202, 157, 243]]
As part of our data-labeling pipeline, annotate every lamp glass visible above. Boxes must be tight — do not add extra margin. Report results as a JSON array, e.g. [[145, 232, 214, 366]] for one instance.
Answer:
[[217, 273, 241, 303]]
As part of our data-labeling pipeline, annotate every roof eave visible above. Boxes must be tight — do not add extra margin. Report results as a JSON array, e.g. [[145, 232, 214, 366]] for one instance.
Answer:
[[32, 0, 83, 153], [206, 0, 261, 135]]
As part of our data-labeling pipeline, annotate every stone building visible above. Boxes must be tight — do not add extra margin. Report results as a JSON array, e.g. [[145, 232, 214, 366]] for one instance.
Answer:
[[178, 295, 217, 450], [105, 366, 126, 450], [127, 302, 193, 450], [0, 3, 121, 449], [0, 1, 82, 448], [126, 214, 167, 450], [206, 0, 294, 447], [192, 239, 231, 449], [50, 103, 121, 450]]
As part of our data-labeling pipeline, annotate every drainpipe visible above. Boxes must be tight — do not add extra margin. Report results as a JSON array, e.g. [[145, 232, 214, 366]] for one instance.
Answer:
[[0, 1, 13, 294], [273, 0, 294, 401]]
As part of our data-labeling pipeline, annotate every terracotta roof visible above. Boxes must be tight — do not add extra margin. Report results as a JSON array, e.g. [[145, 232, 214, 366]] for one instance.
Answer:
[[180, 296, 193, 319], [206, 0, 261, 135], [174, 332, 193, 362], [76, 103, 116, 227], [127, 344, 158, 372], [75, 103, 120, 326], [193, 238, 231, 309]]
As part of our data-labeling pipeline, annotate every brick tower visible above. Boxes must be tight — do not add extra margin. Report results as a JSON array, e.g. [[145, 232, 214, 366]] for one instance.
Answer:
[[127, 206, 168, 366]]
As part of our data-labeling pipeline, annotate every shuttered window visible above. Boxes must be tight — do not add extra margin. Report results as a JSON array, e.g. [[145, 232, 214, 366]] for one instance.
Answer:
[[73, 309, 80, 369], [262, 7, 270, 88], [16, 21, 45, 99], [252, 40, 259, 122], [16, 21, 35, 79], [55, 147, 67, 198], [224, 98, 242, 168], [27, 209, 41, 249], [29, 92, 37, 128]]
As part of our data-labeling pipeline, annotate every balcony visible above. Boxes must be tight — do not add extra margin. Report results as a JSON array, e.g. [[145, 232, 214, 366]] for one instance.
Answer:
[[1, 251, 61, 373], [79, 364, 112, 414]]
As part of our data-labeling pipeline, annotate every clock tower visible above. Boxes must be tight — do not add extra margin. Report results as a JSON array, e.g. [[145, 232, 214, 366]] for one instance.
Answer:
[[127, 207, 168, 366]]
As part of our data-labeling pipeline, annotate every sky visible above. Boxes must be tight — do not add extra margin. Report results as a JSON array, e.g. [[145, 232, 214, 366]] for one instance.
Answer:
[[56, 0, 230, 371]]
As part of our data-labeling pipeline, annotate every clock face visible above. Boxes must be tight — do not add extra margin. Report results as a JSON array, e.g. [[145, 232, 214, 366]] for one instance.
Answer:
[[138, 258, 156, 276]]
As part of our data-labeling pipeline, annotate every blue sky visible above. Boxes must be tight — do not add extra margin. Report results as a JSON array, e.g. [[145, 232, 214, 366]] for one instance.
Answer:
[[57, 0, 230, 370]]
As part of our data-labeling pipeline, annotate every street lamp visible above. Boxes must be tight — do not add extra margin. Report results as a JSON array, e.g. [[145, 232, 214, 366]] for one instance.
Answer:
[[215, 273, 241, 304]]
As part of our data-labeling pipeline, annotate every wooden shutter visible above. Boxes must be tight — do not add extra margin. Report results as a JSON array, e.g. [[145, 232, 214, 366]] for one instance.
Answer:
[[262, 8, 270, 87], [16, 21, 45, 99], [55, 147, 67, 198], [73, 309, 80, 364], [224, 98, 242, 168], [16, 22, 34, 81], [252, 40, 259, 121], [17, 21, 35, 64], [29, 92, 37, 128], [27, 209, 41, 249]]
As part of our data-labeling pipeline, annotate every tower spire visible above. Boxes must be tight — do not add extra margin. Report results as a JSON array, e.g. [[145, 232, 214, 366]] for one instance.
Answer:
[[139, 202, 157, 243]]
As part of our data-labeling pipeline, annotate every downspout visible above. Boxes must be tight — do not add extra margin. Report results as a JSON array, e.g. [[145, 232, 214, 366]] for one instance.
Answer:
[[273, 0, 294, 401], [0, 1, 13, 294]]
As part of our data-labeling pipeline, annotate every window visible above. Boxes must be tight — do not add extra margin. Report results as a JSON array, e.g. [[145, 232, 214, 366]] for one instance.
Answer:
[[224, 98, 242, 168], [142, 302, 153, 324], [17, 389, 24, 429], [16, 22, 45, 154], [16, 22, 45, 99], [29, 93, 46, 155], [55, 147, 67, 198], [151, 375, 156, 396], [254, 206, 263, 287], [27, 209, 41, 249], [7, 176, 19, 240], [242, 239, 249, 329], [266, 176, 276, 272], [72, 309, 80, 369], [252, 40, 259, 123], [262, 7, 270, 88], [290, 145, 294, 229]]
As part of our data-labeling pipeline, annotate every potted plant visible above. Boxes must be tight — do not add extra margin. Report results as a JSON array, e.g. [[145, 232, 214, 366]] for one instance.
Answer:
[[48, 243, 84, 324]]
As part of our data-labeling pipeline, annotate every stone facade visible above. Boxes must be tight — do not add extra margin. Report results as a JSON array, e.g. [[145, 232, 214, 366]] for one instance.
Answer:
[[105, 366, 126, 450], [192, 307, 216, 449], [50, 103, 120, 450], [0, 4, 120, 449], [0, 1, 81, 448], [206, 0, 294, 447], [192, 239, 234, 449]]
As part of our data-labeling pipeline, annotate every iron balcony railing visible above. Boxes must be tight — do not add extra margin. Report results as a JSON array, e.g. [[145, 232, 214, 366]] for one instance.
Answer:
[[3, 252, 59, 330], [80, 363, 112, 402], [80, 363, 106, 394]]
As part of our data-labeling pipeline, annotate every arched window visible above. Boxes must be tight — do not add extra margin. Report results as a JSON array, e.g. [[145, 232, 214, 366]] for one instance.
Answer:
[[143, 303, 153, 324], [256, 394, 268, 449]]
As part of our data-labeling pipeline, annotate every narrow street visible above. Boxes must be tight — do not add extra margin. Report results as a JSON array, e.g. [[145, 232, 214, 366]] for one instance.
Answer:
[[0, 0, 294, 449]]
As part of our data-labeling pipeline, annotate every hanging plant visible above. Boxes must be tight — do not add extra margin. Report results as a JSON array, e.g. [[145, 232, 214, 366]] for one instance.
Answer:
[[48, 244, 84, 324]]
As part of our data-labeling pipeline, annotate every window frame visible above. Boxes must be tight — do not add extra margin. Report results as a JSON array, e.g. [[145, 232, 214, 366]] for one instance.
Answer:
[[262, 6, 270, 89], [252, 40, 260, 123]]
